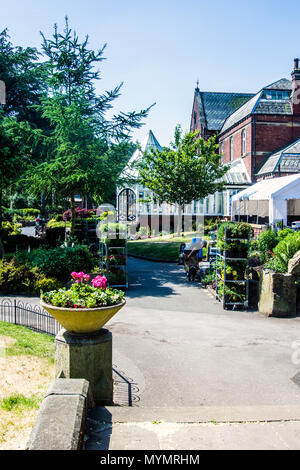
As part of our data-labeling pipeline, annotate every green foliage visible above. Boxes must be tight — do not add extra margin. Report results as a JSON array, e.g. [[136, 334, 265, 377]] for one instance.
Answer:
[[216, 222, 252, 259], [256, 227, 294, 263], [47, 218, 68, 229], [264, 232, 300, 273], [0, 258, 61, 293], [34, 276, 62, 292], [26, 18, 152, 234], [0, 394, 41, 411], [0, 29, 45, 122], [1, 221, 22, 236], [20, 208, 40, 219], [42, 283, 124, 309], [201, 268, 215, 286], [215, 222, 252, 305], [277, 227, 294, 240], [138, 126, 229, 235], [0, 29, 46, 227], [16, 246, 96, 282], [217, 222, 253, 240], [257, 229, 279, 257], [217, 280, 246, 302]]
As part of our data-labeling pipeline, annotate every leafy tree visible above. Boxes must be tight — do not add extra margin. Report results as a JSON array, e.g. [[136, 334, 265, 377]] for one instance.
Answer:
[[0, 29, 48, 227], [29, 18, 152, 235], [138, 125, 229, 236], [0, 29, 45, 122]]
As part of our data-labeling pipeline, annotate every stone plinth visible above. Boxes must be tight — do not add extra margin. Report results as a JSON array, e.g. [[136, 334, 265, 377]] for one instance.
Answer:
[[258, 270, 297, 317], [55, 328, 113, 406]]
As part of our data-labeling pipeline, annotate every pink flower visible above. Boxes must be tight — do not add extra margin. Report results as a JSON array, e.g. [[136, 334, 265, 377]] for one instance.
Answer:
[[92, 275, 107, 289], [71, 272, 90, 283]]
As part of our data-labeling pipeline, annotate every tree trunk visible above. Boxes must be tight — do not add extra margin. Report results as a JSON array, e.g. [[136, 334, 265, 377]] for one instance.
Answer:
[[177, 203, 182, 237], [70, 193, 76, 237]]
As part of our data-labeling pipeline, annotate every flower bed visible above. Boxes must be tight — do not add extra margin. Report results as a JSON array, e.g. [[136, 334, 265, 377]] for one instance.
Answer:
[[42, 272, 124, 309]]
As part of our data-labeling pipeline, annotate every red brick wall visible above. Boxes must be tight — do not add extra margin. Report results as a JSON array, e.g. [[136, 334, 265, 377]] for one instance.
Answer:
[[255, 115, 300, 152], [219, 114, 300, 181], [219, 117, 253, 177], [254, 115, 300, 172]]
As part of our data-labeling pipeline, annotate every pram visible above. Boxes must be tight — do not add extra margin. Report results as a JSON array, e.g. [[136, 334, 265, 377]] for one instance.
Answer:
[[183, 238, 203, 282]]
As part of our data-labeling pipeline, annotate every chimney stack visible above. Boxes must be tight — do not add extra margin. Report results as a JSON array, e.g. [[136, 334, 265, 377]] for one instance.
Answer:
[[291, 58, 300, 114]]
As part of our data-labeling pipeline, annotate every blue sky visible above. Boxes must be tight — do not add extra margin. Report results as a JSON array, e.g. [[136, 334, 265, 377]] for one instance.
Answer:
[[1, 0, 300, 146]]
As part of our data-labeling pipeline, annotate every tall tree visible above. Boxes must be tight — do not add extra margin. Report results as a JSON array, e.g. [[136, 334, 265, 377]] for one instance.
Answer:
[[0, 29, 46, 228], [30, 18, 152, 234], [138, 125, 229, 236]]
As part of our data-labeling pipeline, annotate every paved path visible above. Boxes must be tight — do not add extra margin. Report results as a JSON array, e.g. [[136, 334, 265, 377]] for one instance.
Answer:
[[85, 405, 300, 450], [109, 257, 300, 408], [3, 255, 300, 448], [85, 257, 300, 449]]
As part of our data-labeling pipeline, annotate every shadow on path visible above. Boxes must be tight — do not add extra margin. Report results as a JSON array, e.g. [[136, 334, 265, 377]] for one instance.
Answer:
[[127, 257, 202, 300]]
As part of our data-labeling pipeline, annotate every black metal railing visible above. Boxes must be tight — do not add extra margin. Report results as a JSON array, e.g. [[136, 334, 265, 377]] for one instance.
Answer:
[[0, 298, 60, 336]]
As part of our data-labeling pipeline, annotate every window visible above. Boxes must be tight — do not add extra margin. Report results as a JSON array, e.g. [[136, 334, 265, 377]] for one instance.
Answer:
[[220, 142, 224, 162], [218, 192, 223, 214], [242, 129, 246, 156], [230, 137, 234, 161], [262, 90, 290, 100]]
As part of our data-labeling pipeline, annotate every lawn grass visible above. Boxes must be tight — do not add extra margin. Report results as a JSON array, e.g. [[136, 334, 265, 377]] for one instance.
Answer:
[[127, 232, 207, 261], [0, 322, 55, 449], [0, 394, 41, 412], [0, 322, 54, 363]]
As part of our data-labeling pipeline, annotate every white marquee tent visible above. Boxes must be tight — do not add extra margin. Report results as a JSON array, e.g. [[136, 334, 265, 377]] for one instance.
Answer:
[[231, 174, 300, 225]]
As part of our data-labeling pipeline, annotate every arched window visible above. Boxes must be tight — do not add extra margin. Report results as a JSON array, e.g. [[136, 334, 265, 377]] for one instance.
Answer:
[[118, 189, 136, 222]]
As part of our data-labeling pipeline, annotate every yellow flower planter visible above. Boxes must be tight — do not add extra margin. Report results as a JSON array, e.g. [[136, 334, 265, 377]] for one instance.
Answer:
[[41, 299, 126, 334]]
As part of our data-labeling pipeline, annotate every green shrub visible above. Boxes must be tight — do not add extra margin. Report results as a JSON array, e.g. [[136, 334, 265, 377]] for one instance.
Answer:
[[277, 227, 294, 241], [34, 276, 62, 292], [1, 221, 22, 236], [0, 258, 60, 293], [265, 232, 300, 273], [20, 208, 40, 218], [47, 219, 69, 229], [16, 246, 97, 283], [2, 208, 23, 222], [257, 229, 278, 258]]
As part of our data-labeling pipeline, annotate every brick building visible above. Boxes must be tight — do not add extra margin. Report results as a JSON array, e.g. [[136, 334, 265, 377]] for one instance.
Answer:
[[191, 59, 300, 183]]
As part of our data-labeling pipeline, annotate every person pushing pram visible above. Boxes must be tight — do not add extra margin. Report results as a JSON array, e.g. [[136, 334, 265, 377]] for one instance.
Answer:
[[183, 237, 204, 282]]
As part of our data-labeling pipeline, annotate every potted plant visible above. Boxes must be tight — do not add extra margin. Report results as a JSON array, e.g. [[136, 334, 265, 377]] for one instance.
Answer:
[[41, 272, 126, 334]]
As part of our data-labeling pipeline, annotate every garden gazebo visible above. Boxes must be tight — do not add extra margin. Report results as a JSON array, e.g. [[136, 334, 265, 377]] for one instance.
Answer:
[[231, 174, 300, 226]]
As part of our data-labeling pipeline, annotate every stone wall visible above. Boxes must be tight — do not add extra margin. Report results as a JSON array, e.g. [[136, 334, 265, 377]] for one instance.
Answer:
[[27, 379, 94, 450]]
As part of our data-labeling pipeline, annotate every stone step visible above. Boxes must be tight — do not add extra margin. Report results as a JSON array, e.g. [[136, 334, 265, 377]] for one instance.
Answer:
[[88, 404, 300, 423], [84, 405, 300, 450]]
